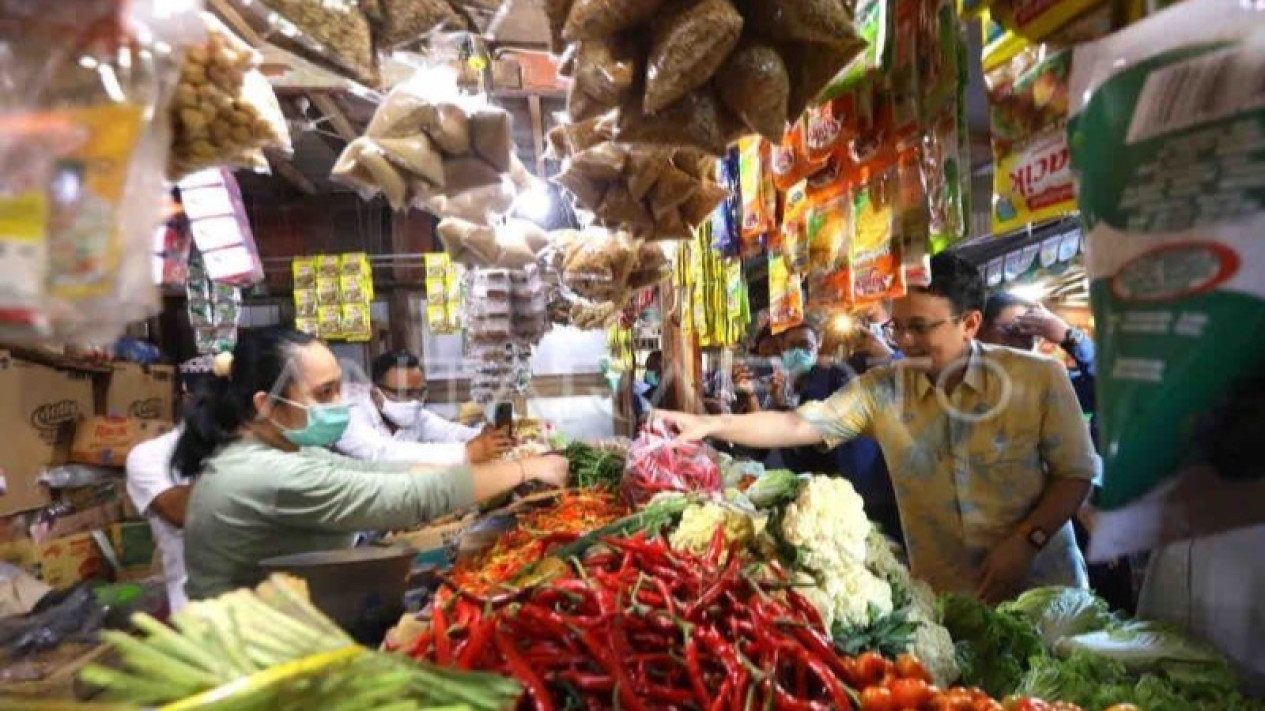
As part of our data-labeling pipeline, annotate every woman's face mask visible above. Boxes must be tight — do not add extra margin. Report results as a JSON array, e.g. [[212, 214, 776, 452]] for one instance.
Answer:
[[270, 395, 350, 447], [645, 371, 660, 387]]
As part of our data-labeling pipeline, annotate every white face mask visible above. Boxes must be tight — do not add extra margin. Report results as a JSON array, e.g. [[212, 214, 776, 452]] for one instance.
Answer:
[[377, 391, 424, 428]]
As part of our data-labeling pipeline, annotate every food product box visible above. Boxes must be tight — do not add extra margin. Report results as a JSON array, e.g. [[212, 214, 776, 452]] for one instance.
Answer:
[[0, 352, 96, 516], [106, 362, 176, 421], [69, 416, 172, 468]]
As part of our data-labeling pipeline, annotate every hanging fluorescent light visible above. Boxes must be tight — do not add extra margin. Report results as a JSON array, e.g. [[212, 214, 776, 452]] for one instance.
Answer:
[[1007, 280, 1050, 302]]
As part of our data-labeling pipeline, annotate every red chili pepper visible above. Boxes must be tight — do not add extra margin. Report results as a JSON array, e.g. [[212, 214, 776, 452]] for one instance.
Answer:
[[409, 630, 433, 659], [494, 628, 554, 711], [705, 525, 727, 566], [456, 615, 495, 670], [709, 678, 734, 711], [685, 631, 713, 709], [575, 627, 648, 711], [652, 578, 680, 617], [432, 603, 452, 666], [560, 672, 614, 692], [685, 554, 742, 620]]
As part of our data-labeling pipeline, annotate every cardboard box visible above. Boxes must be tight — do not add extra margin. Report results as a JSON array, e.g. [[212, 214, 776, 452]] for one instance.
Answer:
[[69, 416, 172, 468], [0, 352, 96, 517], [35, 531, 110, 589], [110, 521, 155, 569], [106, 362, 176, 421]]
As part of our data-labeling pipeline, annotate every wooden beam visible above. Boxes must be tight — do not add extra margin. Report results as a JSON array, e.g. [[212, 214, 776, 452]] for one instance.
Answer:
[[207, 0, 266, 47], [308, 92, 358, 142], [264, 149, 317, 195], [528, 93, 546, 177]]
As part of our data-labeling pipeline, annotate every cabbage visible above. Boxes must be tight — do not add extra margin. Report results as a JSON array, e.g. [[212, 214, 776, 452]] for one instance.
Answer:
[[744, 469, 804, 509], [999, 586, 1116, 648], [1055, 620, 1230, 673]]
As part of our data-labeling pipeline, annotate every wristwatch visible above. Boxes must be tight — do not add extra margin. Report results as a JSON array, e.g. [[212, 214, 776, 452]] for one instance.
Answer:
[[1020, 523, 1050, 550], [1059, 327, 1086, 352]]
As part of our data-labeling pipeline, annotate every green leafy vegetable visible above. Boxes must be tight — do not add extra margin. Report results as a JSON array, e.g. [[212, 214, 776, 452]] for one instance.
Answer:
[[744, 469, 804, 509], [563, 440, 626, 491], [940, 593, 1046, 698], [834, 601, 919, 659], [999, 586, 1116, 649], [1018, 650, 1264, 711], [1055, 620, 1234, 677]]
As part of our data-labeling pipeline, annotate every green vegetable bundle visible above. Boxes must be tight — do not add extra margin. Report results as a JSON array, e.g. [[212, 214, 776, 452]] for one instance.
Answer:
[[562, 440, 625, 491], [940, 593, 1046, 699], [76, 575, 520, 711]]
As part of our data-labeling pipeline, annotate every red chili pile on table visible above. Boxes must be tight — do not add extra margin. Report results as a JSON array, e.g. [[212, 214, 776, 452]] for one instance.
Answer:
[[407, 529, 1078, 711], [620, 425, 721, 506]]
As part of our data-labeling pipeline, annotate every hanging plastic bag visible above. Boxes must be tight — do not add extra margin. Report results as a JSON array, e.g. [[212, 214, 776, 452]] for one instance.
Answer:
[[643, 0, 743, 114], [622, 423, 722, 507]]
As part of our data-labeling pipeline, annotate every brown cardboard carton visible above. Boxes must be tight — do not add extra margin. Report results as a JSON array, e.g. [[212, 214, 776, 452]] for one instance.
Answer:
[[69, 417, 172, 468], [36, 531, 110, 588], [106, 362, 176, 421], [0, 352, 96, 516]]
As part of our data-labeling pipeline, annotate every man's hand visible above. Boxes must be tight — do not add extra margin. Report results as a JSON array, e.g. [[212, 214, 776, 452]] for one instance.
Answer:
[[733, 364, 756, 395], [522, 454, 569, 488], [650, 410, 719, 442], [1015, 306, 1071, 344], [466, 427, 513, 464], [977, 531, 1038, 604], [770, 370, 789, 408]]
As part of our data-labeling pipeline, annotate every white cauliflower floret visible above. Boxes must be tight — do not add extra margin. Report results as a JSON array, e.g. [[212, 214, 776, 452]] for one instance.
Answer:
[[908, 611, 961, 687], [670, 502, 757, 555], [824, 564, 894, 630], [781, 477, 870, 568]]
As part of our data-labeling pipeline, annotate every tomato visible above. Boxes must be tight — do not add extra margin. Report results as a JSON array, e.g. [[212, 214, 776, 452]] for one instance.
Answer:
[[860, 686, 896, 711], [895, 654, 933, 683], [857, 652, 892, 686], [928, 691, 975, 711], [1007, 698, 1050, 711], [972, 700, 1004, 711], [1102, 706, 1140, 711], [889, 678, 933, 709]]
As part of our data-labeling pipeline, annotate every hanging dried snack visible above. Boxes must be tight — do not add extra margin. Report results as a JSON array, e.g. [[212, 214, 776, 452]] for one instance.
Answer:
[[546, 117, 613, 159], [681, 179, 728, 225], [654, 208, 692, 240], [424, 103, 471, 156], [555, 163, 608, 208], [599, 184, 654, 229], [616, 89, 727, 155], [571, 142, 630, 182], [734, 0, 854, 47], [375, 134, 446, 187], [782, 39, 863, 122], [564, 0, 668, 41], [469, 109, 512, 172], [358, 144, 409, 210], [671, 148, 715, 179], [713, 42, 789, 143], [332, 137, 381, 193], [257, 0, 377, 86], [644, 0, 743, 114], [626, 148, 675, 200], [367, 88, 432, 138], [648, 166, 699, 220], [569, 38, 640, 121], [378, 0, 467, 47], [546, 0, 576, 52], [443, 156, 502, 194]]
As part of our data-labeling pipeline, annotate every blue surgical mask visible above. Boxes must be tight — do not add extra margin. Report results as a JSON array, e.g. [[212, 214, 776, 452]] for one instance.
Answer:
[[782, 348, 816, 376], [645, 372, 660, 387], [271, 396, 350, 447]]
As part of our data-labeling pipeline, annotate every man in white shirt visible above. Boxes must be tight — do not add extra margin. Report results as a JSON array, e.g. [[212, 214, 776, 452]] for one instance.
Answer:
[[123, 355, 211, 611], [335, 350, 511, 466], [126, 427, 188, 610]]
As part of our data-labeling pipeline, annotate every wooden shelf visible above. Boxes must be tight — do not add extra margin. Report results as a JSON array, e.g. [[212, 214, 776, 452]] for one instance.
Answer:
[[0, 344, 114, 375]]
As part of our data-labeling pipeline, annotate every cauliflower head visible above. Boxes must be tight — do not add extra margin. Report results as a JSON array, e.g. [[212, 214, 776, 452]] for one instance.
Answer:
[[795, 565, 894, 631], [670, 502, 757, 555], [781, 476, 871, 571], [908, 614, 961, 687]]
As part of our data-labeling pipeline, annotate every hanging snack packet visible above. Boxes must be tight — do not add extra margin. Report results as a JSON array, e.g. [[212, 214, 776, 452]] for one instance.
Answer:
[[850, 170, 903, 303], [644, 0, 744, 114], [568, 37, 639, 122], [768, 252, 804, 335], [564, 0, 668, 40], [819, 0, 892, 102], [771, 120, 827, 193], [781, 180, 810, 273], [736, 0, 855, 47], [738, 137, 774, 242], [1068, 0, 1265, 556], [988, 47, 1075, 234], [292, 257, 317, 288], [805, 176, 851, 277], [896, 150, 931, 287]]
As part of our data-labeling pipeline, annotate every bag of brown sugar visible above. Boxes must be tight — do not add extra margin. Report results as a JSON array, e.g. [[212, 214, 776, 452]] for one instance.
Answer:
[[564, 0, 667, 41], [681, 179, 728, 225], [714, 42, 790, 143], [376, 133, 446, 187], [571, 142, 630, 182], [443, 155, 502, 194], [783, 39, 863, 123], [735, 0, 854, 47], [626, 147, 675, 201], [648, 165, 699, 220], [616, 89, 727, 156], [555, 163, 609, 209], [470, 108, 512, 172], [423, 103, 471, 156], [644, 0, 743, 114], [599, 184, 654, 229], [569, 38, 639, 121]]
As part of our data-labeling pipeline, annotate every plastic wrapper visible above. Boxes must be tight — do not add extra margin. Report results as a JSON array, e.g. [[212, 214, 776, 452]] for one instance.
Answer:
[[771, 120, 826, 192], [254, 0, 377, 86], [1067, 0, 1265, 557], [376, 134, 446, 187], [768, 252, 804, 335], [621, 423, 722, 507], [421, 180, 516, 225], [736, 0, 855, 46], [564, 0, 668, 40], [470, 109, 513, 172], [569, 38, 639, 122], [820, 0, 892, 102], [562, 230, 637, 302], [378, 0, 468, 47], [644, 0, 743, 114], [546, 117, 615, 159], [0, 585, 105, 655], [782, 37, 865, 124], [714, 43, 790, 143], [616, 89, 727, 156], [0, 0, 200, 345], [738, 137, 776, 242], [850, 170, 905, 303]]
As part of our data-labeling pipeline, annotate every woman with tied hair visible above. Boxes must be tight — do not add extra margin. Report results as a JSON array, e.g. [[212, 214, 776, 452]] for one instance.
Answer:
[[174, 327, 567, 599]]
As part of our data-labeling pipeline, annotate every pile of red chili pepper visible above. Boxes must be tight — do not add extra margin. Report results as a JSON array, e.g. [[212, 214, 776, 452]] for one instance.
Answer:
[[410, 528, 857, 710], [446, 491, 628, 597]]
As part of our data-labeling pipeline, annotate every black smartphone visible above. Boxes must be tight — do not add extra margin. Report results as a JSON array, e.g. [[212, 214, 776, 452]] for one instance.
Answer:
[[493, 402, 513, 436]]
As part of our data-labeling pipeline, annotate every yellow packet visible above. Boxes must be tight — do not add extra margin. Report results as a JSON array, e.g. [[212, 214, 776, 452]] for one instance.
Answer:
[[292, 257, 317, 289], [316, 305, 342, 339], [341, 303, 371, 342]]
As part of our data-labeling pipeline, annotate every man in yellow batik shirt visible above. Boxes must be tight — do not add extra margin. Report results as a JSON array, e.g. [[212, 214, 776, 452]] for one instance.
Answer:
[[656, 253, 1095, 601]]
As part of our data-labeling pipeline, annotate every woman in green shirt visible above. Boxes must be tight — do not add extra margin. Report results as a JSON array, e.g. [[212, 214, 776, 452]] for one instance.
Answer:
[[172, 327, 567, 599]]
